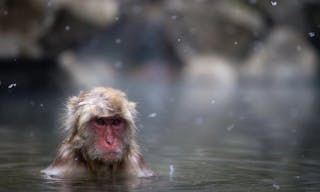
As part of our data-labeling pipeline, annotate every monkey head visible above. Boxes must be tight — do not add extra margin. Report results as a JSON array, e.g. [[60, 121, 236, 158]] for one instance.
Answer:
[[64, 87, 138, 163]]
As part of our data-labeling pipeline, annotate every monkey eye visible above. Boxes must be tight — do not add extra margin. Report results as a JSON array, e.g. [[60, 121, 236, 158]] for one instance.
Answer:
[[111, 118, 123, 126], [95, 118, 105, 126]]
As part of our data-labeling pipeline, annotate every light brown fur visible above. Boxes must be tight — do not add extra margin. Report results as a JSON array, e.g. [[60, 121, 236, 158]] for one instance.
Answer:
[[42, 87, 153, 179]]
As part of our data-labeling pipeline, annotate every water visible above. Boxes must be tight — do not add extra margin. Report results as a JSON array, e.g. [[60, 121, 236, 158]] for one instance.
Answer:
[[1, 83, 320, 191]]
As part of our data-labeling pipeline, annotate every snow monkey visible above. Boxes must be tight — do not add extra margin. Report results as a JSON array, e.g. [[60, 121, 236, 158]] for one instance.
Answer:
[[42, 87, 154, 179]]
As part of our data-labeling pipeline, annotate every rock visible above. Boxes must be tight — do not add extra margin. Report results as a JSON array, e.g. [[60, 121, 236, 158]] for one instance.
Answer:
[[0, 0, 119, 58], [53, 0, 119, 26], [0, 0, 53, 58], [163, 0, 266, 59], [243, 27, 317, 84], [183, 55, 237, 88], [59, 51, 116, 89]]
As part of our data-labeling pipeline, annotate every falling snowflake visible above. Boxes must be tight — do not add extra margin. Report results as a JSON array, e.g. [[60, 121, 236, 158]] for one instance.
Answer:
[[115, 38, 122, 44], [271, 1, 277, 6], [169, 164, 175, 176], [171, 15, 177, 20], [65, 25, 70, 31], [272, 183, 280, 190], [226, 124, 235, 131], [148, 113, 157, 118], [8, 83, 16, 89], [308, 32, 316, 38]]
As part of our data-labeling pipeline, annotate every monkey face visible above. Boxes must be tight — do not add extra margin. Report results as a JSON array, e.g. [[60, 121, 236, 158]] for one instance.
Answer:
[[86, 116, 128, 162], [66, 87, 136, 163]]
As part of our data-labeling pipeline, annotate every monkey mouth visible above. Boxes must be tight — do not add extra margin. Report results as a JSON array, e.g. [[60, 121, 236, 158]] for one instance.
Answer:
[[102, 151, 119, 156], [101, 151, 121, 160]]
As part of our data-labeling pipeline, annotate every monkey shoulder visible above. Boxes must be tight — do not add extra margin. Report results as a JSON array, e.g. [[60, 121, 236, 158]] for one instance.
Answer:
[[126, 153, 155, 178], [41, 148, 88, 178], [41, 162, 87, 179]]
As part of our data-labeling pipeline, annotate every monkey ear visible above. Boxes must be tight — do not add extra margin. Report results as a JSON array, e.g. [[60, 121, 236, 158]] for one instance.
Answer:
[[128, 102, 137, 118], [64, 96, 80, 134], [67, 96, 80, 113]]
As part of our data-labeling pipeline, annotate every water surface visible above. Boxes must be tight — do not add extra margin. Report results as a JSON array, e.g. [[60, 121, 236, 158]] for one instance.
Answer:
[[0, 84, 320, 191]]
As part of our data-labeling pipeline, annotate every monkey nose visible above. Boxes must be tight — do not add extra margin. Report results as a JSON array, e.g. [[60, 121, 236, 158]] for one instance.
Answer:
[[105, 136, 114, 145]]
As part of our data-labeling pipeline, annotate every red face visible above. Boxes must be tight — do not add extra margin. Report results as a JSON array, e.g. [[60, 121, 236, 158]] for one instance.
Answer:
[[90, 116, 126, 161]]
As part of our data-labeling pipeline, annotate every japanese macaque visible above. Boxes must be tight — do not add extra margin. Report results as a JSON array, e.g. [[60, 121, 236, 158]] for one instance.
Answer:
[[42, 87, 154, 179]]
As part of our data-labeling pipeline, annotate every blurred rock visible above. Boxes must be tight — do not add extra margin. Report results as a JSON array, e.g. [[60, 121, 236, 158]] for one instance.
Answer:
[[0, 0, 119, 58], [180, 55, 237, 111], [250, 0, 307, 30], [0, 0, 53, 58], [1, 0, 320, 85], [52, 0, 118, 26], [72, 0, 184, 79], [69, 0, 265, 81], [59, 51, 116, 90], [183, 55, 237, 88], [243, 27, 317, 84], [163, 0, 266, 59]]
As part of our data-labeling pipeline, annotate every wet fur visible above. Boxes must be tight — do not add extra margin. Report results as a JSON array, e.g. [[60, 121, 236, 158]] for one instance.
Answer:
[[42, 87, 153, 178]]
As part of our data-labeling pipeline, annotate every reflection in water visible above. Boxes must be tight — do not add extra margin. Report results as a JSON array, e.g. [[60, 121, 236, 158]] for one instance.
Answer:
[[0, 81, 320, 191]]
